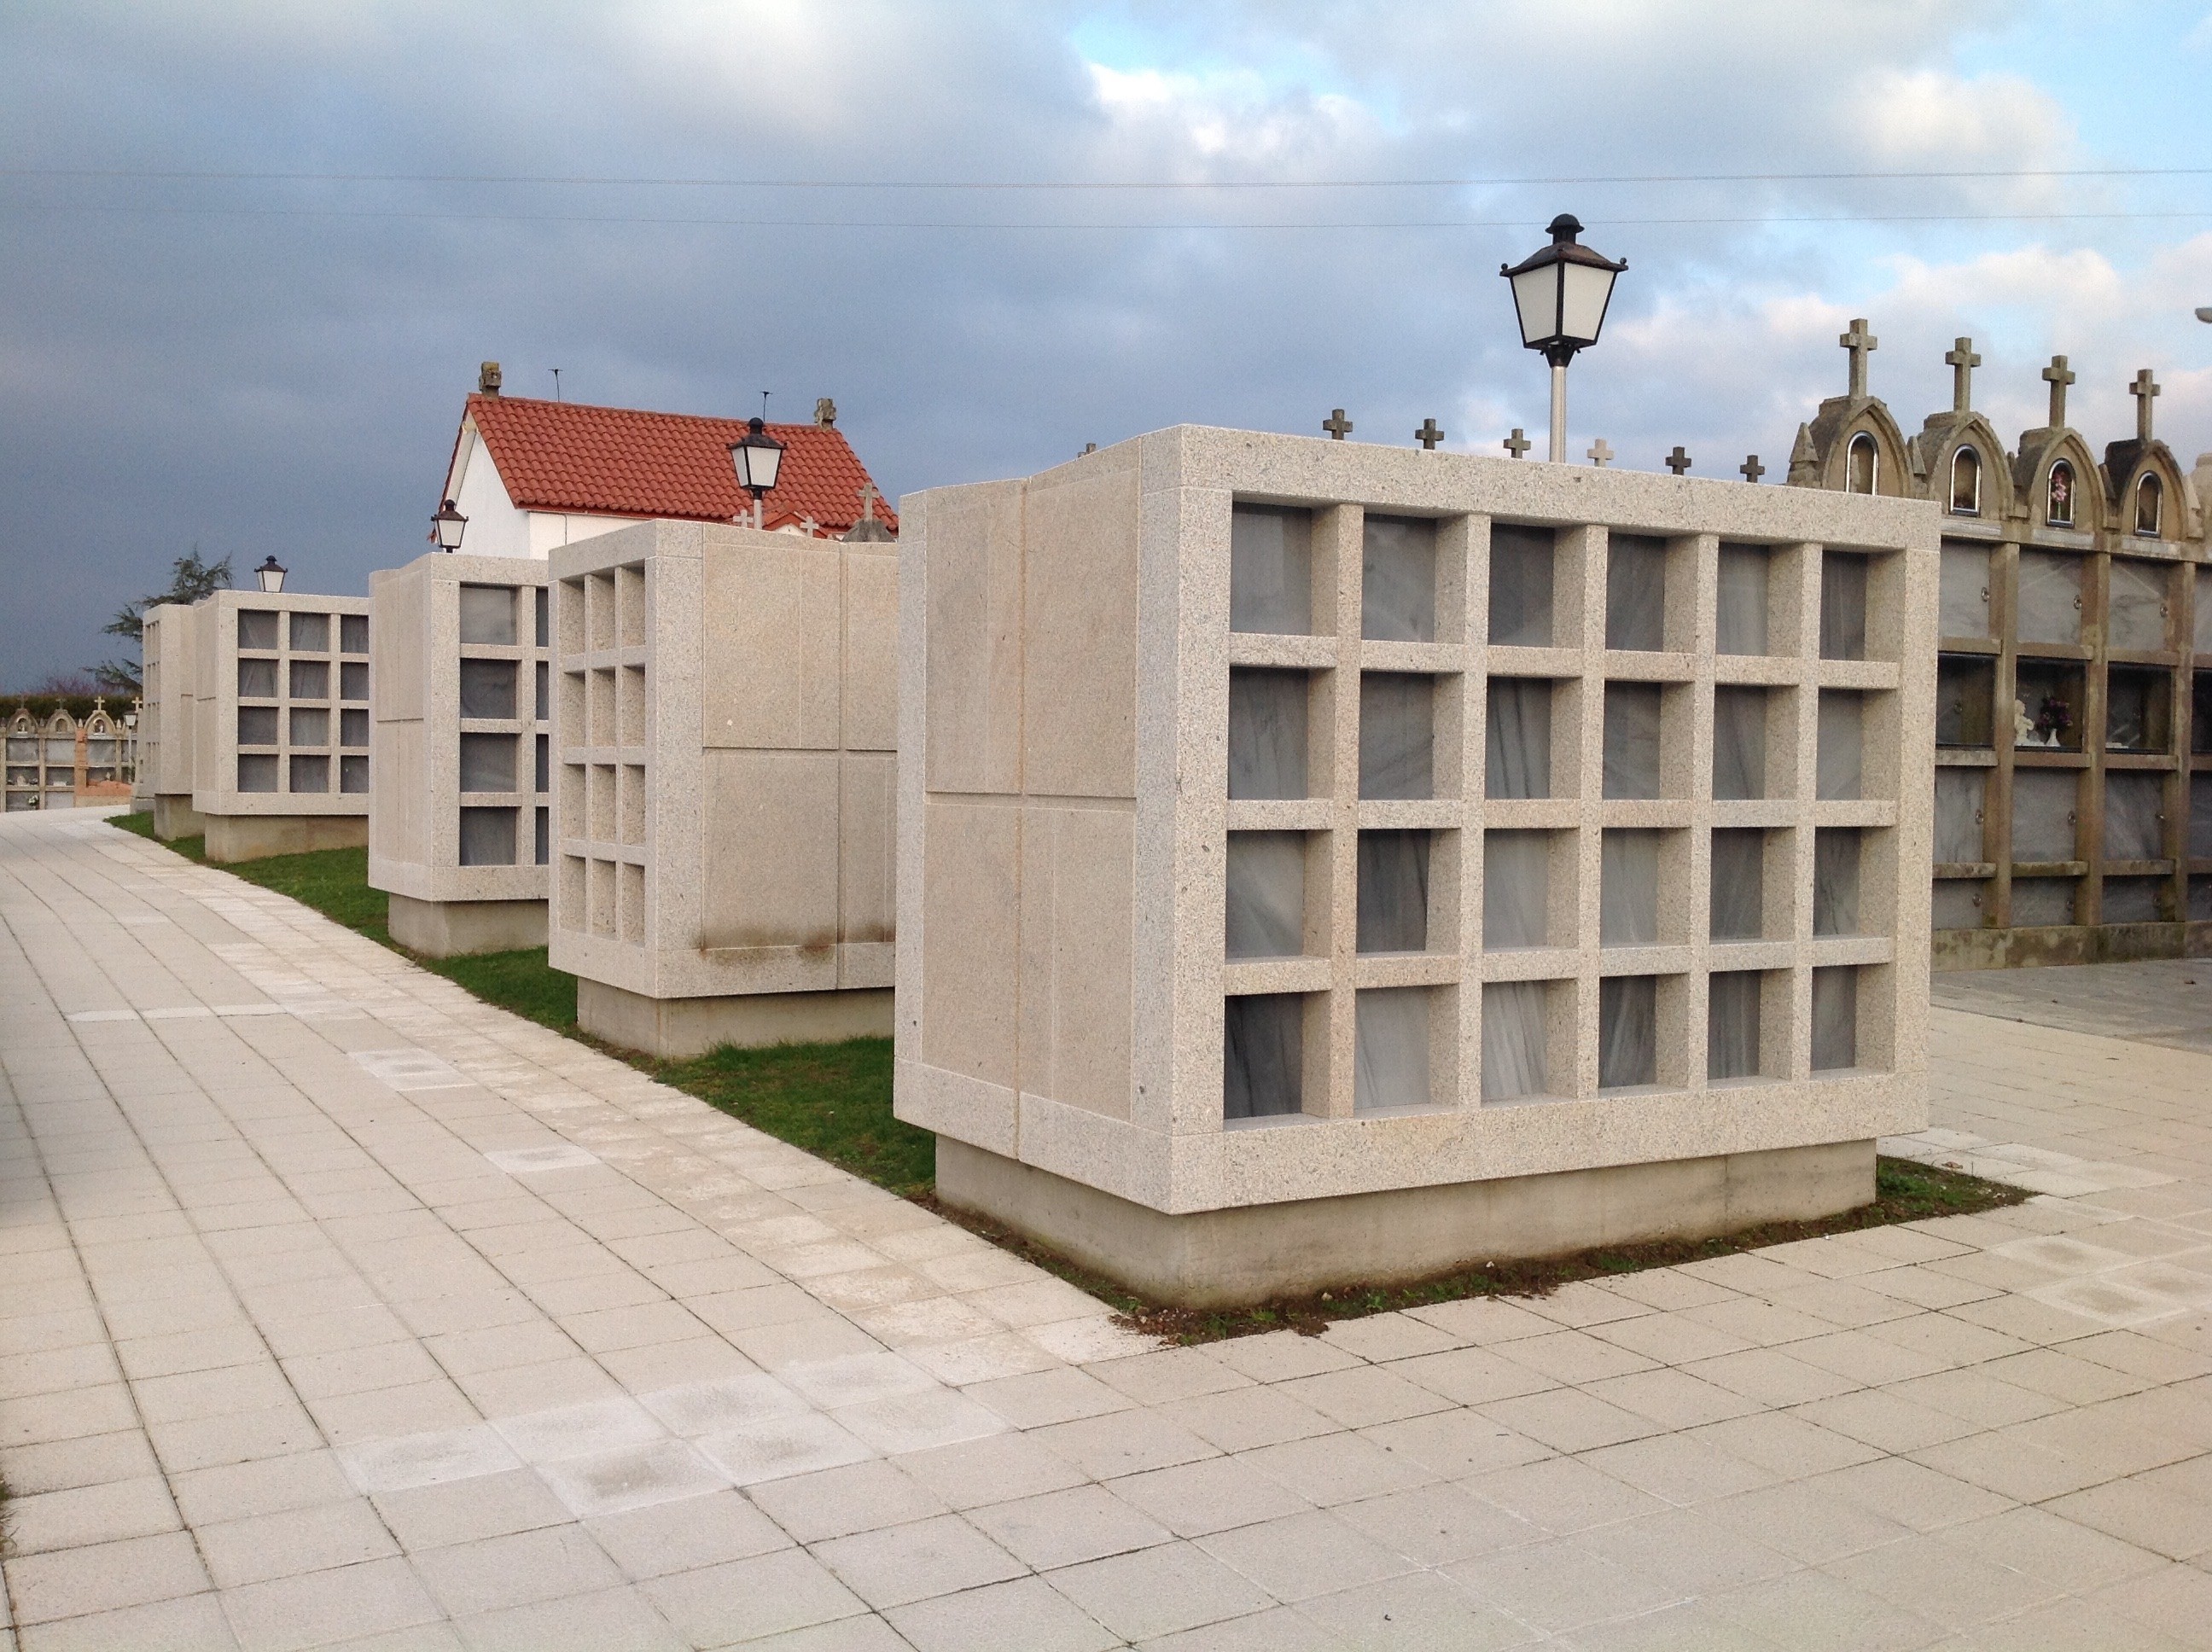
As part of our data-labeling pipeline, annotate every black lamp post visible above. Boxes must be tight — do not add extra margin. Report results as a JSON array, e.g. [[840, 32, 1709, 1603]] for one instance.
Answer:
[[433, 498, 469, 551], [1500, 214, 1628, 462], [255, 555, 288, 594], [728, 416, 786, 529]]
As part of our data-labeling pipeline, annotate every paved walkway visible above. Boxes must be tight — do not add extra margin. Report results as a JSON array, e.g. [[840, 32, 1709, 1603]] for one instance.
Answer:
[[6, 808, 2212, 1650]]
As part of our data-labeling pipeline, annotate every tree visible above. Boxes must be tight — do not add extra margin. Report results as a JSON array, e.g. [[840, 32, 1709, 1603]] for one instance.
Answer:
[[92, 548, 233, 696]]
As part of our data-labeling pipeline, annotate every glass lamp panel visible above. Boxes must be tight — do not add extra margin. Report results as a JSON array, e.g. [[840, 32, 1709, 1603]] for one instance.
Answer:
[[1556, 259, 1615, 342], [1511, 265, 1558, 346]]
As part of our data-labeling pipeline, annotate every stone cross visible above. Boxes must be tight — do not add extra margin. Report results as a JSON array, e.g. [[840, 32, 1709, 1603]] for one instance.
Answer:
[[1665, 445, 1692, 475], [1414, 417, 1445, 450], [1839, 318, 1877, 399], [1323, 409, 1353, 440], [1503, 428, 1532, 458], [800, 515, 820, 537], [1586, 439, 1613, 467], [2041, 355, 2075, 428], [1945, 336, 1981, 414], [1081, 442, 1097, 456], [2131, 368, 2161, 442], [1740, 454, 1766, 483], [856, 482, 882, 521]]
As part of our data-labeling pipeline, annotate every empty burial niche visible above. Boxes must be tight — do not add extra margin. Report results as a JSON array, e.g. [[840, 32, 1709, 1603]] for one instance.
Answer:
[[1605, 534, 1668, 652], [459, 584, 519, 646], [1602, 683, 1662, 799], [2017, 550, 2084, 646], [2015, 660, 2085, 750], [341, 753, 368, 794], [1936, 656, 1995, 747], [2197, 877, 2212, 921], [1716, 543, 1771, 655], [459, 732, 516, 794], [1481, 980, 1552, 1102], [2104, 772, 2167, 863], [1939, 541, 1993, 640], [2109, 558, 2170, 652], [1225, 831, 1308, 959], [289, 660, 328, 700], [1712, 687, 1768, 800], [288, 611, 329, 652], [236, 706, 278, 746], [1482, 830, 1550, 948], [460, 658, 518, 721], [1708, 971, 1762, 1080], [289, 707, 328, 747], [1598, 975, 1658, 1089], [237, 753, 278, 793], [2011, 770, 2079, 864], [2200, 570, 2212, 654], [2011, 877, 2078, 927], [341, 613, 369, 654], [2104, 876, 2164, 923], [1819, 551, 1869, 660], [1356, 829, 1430, 953], [1816, 691, 1864, 800], [1361, 515, 1436, 642], [1226, 669, 1309, 799], [237, 657, 278, 699], [1933, 769, 1987, 865], [1485, 678, 1551, 800], [237, 609, 279, 651], [2194, 776, 2212, 858], [459, 806, 516, 867], [2106, 667, 2171, 753], [1813, 827, 1862, 936], [1600, 829, 1662, 945], [1810, 966, 1858, 1071], [1487, 524, 1556, 646], [1354, 987, 1431, 1113], [1359, 673, 1435, 799], [1931, 880, 1985, 930], [288, 755, 327, 794], [1224, 992, 1306, 1120], [1709, 829, 1765, 940], [1230, 504, 1313, 635]]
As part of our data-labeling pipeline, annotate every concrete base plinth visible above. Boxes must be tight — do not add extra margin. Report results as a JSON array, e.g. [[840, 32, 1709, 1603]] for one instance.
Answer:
[[201, 813, 369, 864], [387, 893, 549, 957], [935, 1136, 1877, 1309], [152, 795, 206, 841], [578, 978, 894, 1059]]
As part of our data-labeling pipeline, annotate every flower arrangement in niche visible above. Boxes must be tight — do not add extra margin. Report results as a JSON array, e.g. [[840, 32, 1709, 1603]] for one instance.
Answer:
[[2034, 695, 2073, 745]]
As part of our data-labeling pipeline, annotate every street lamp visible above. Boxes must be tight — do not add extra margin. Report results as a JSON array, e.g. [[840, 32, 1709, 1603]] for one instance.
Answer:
[[728, 416, 785, 530], [433, 498, 469, 551], [255, 555, 288, 594], [1500, 214, 1628, 462]]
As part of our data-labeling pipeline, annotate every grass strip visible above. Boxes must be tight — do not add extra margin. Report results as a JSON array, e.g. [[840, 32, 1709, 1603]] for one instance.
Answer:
[[108, 811, 2029, 1338]]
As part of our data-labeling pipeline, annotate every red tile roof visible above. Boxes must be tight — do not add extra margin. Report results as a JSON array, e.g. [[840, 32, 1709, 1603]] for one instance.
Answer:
[[454, 394, 895, 536]]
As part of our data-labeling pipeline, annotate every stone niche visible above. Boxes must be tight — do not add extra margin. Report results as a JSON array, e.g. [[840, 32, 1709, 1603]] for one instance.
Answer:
[[369, 551, 553, 956], [898, 425, 1939, 1306], [142, 602, 203, 838], [549, 520, 896, 1057], [189, 590, 373, 863]]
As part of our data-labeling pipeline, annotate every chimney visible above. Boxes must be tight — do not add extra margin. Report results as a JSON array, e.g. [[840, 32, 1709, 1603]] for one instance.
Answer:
[[478, 361, 504, 397], [814, 397, 836, 428]]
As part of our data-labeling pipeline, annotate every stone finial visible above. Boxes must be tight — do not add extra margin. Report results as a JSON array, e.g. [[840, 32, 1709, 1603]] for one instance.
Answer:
[[814, 398, 837, 427], [1839, 318, 1877, 400], [1323, 409, 1353, 440], [477, 361, 503, 396], [2041, 356, 2075, 428], [1586, 439, 1613, 468], [2131, 368, 2161, 443], [1415, 418, 1445, 451], [1740, 454, 1766, 483], [1944, 337, 1981, 414], [1664, 445, 1692, 475], [1503, 428, 1532, 459], [1787, 422, 1820, 486]]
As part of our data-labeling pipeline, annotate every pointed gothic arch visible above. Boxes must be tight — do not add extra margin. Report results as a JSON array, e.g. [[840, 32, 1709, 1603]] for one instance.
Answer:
[[1949, 445, 1982, 515], [2135, 470, 2165, 538]]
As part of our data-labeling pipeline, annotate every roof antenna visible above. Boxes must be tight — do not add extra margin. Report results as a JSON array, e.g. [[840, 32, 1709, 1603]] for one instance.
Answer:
[[550, 368, 562, 403], [760, 390, 771, 422]]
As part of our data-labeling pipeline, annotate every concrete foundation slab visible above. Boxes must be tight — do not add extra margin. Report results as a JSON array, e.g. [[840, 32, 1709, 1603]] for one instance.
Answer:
[[936, 1135, 1877, 1308], [152, 794, 206, 841], [203, 812, 370, 864], [579, 977, 893, 1059], [387, 891, 549, 957]]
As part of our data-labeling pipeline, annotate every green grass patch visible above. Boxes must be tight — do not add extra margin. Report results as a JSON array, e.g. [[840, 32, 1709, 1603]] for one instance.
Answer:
[[108, 810, 2031, 1336]]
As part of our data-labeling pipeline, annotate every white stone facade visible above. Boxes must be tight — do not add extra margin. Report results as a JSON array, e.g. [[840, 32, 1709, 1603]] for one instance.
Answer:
[[548, 521, 897, 1056], [140, 603, 200, 834], [898, 426, 1940, 1296], [188, 590, 372, 861], [368, 552, 552, 955]]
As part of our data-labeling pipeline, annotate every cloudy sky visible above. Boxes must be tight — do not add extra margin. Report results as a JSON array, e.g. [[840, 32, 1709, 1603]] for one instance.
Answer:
[[4, 1, 2210, 685]]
